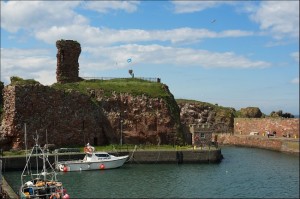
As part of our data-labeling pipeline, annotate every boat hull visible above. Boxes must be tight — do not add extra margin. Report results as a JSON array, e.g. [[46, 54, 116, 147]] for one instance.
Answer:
[[57, 155, 128, 171]]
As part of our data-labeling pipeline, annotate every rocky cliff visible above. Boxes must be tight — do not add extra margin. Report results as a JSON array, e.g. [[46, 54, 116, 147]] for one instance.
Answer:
[[0, 78, 182, 150], [177, 99, 235, 133]]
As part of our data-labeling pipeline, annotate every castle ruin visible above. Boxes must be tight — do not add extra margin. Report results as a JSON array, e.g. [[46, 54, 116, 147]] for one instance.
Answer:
[[56, 40, 82, 83]]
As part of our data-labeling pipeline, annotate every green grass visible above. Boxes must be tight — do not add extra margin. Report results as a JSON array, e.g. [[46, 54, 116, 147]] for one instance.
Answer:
[[2, 150, 26, 157], [10, 76, 40, 86], [51, 78, 170, 98]]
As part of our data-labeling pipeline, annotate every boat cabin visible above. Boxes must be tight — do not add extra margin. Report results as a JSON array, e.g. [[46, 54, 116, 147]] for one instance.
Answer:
[[85, 152, 112, 161]]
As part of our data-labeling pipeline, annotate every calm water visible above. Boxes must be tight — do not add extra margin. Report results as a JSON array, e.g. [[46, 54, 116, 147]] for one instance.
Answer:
[[3, 146, 299, 198]]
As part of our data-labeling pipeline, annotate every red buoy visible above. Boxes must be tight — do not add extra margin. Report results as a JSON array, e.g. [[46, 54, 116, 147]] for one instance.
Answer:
[[100, 164, 105, 170], [63, 166, 68, 172]]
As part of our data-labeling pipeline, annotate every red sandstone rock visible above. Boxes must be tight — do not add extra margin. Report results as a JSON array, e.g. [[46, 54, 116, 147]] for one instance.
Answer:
[[0, 84, 180, 150]]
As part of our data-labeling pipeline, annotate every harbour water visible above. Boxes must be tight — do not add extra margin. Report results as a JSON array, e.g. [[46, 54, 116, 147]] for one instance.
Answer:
[[3, 146, 299, 198]]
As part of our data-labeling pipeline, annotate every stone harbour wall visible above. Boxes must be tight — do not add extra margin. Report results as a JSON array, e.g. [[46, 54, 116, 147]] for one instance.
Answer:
[[234, 118, 299, 138], [217, 134, 299, 154]]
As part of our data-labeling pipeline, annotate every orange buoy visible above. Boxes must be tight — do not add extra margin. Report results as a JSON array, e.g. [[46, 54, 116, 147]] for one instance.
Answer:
[[63, 166, 68, 172], [100, 164, 105, 170]]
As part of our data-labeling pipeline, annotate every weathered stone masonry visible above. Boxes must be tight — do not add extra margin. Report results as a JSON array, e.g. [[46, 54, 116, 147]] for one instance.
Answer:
[[56, 40, 82, 83], [234, 118, 299, 138], [0, 84, 107, 149]]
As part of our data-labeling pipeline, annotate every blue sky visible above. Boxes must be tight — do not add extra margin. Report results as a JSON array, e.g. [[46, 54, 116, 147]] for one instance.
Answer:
[[1, 1, 299, 115]]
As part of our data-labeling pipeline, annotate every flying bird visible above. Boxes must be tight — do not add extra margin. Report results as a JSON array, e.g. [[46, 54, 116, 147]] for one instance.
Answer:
[[211, 19, 216, 23]]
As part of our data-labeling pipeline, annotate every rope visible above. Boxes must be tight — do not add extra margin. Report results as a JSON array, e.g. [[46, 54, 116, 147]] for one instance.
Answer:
[[126, 145, 137, 162], [154, 150, 161, 164], [126, 145, 144, 165]]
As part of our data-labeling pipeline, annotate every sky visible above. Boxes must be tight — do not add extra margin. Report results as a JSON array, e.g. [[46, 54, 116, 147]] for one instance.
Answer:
[[0, 0, 299, 115]]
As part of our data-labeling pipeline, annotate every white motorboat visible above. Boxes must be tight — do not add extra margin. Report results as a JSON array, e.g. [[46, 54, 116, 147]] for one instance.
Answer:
[[56, 144, 128, 172], [20, 134, 70, 199]]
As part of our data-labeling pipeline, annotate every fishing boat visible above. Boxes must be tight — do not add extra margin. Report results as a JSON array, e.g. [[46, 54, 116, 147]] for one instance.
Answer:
[[19, 135, 70, 199], [56, 144, 128, 172]]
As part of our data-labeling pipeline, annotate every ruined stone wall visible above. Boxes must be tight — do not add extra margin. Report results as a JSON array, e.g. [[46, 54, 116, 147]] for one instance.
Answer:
[[234, 118, 299, 138], [0, 84, 106, 150], [56, 40, 82, 83]]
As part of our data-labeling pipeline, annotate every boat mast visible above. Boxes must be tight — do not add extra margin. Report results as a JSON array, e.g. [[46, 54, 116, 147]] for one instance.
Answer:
[[43, 130, 47, 181], [20, 142, 36, 186], [24, 123, 30, 175], [34, 132, 39, 177], [46, 129, 48, 148], [42, 146, 46, 181]]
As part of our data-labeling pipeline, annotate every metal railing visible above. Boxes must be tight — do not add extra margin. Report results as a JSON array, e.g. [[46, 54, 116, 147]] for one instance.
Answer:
[[82, 77, 161, 83]]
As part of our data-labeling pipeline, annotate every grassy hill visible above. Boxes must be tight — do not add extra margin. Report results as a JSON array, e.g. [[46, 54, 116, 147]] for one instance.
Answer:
[[51, 78, 171, 98]]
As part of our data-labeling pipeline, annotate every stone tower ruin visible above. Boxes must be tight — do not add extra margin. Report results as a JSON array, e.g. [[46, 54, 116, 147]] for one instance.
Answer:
[[56, 39, 82, 83]]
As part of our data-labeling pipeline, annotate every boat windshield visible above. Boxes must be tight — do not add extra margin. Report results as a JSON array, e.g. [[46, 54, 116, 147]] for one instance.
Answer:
[[95, 154, 110, 158]]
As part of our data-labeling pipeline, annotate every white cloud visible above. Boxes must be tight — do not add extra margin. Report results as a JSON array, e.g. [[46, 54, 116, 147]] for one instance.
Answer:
[[82, 1, 140, 13], [249, 1, 299, 40], [172, 1, 234, 13], [1, 48, 56, 85], [84, 44, 270, 71], [35, 25, 254, 47], [218, 30, 254, 37], [0, 1, 86, 33], [0, 1, 140, 34]]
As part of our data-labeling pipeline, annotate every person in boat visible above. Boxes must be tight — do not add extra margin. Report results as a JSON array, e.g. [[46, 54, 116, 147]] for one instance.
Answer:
[[84, 143, 95, 154]]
